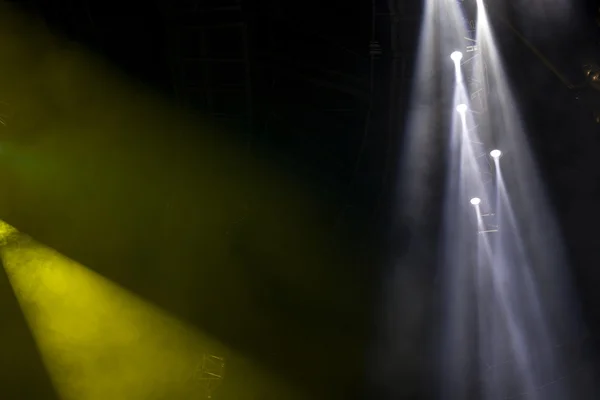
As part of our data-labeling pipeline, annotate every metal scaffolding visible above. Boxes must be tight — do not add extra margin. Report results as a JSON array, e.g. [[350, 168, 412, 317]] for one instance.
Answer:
[[458, 0, 498, 236], [193, 354, 226, 399], [160, 0, 253, 145]]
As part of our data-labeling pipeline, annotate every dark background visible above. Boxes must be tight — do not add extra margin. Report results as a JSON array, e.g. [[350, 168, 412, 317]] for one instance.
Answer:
[[4, 0, 600, 398]]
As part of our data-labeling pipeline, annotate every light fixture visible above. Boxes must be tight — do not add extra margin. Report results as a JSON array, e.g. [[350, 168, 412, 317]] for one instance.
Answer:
[[456, 104, 468, 113], [450, 51, 463, 62], [490, 149, 502, 158], [470, 197, 481, 205]]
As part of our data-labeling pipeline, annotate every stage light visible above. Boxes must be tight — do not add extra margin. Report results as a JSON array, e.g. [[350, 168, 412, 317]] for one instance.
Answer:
[[490, 149, 502, 158], [470, 197, 481, 205], [450, 51, 463, 62], [456, 104, 468, 113]]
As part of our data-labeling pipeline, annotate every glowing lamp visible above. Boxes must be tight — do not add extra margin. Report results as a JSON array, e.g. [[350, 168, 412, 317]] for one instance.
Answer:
[[450, 51, 463, 62], [490, 149, 502, 158], [470, 197, 481, 206], [456, 104, 468, 113]]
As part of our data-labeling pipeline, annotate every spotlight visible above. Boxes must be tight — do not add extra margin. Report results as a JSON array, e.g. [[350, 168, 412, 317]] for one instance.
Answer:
[[490, 149, 502, 158], [456, 104, 468, 113], [470, 197, 481, 206], [450, 51, 463, 62]]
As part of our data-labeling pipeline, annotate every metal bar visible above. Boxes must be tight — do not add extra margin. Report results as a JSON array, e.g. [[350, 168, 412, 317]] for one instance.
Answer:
[[497, 18, 585, 89], [241, 21, 253, 150], [181, 22, 245, 31], [201, 29, 214, 114], [181, 57, 246, 62], [200, 372, 223, 378], [259, 64, 370, 100]]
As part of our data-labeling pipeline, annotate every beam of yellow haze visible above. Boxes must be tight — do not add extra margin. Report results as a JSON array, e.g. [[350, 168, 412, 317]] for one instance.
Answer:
[[0, 5, 369, 397], [1, 222, 295, 400]]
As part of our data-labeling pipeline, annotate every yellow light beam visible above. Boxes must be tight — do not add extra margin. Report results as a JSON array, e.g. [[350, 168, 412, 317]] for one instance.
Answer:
[[1, 223, 303, 400], [0, 5, 369, 397], [0, 249, 60, 399]]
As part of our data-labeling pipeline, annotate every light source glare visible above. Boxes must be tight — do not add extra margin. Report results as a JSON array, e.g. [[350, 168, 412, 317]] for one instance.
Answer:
[[450, 51, 463, 62], [456, 104, 468, 113], [470, 197, 481, 206], [490, 149, 502, 158]]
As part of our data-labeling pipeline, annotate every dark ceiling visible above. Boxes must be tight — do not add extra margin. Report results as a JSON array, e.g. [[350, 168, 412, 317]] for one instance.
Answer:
[[32, 0, 390, 209]]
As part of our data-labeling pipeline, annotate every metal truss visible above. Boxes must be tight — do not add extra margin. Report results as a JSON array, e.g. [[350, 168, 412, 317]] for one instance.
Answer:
[[458, 0, 498, 236], [193, 353, 226, 399], [159, 0, 253, 144]]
